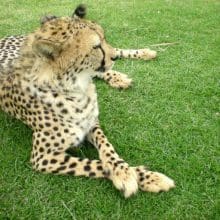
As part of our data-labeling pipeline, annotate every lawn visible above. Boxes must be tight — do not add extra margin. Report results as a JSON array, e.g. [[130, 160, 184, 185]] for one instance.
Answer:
[[0, 0, 219, 219]]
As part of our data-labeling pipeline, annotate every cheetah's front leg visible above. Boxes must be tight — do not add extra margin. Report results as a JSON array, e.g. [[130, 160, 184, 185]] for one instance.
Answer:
[[87, 125, 175, 195], [87, 123, 138, 198], [133, 166, 175, 193]]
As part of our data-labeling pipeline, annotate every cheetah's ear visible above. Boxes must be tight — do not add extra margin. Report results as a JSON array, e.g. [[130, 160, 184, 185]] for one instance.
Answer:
[[72, 4, 87, 19], [40, 15, 58, 25], [32, 39, 62, 60]]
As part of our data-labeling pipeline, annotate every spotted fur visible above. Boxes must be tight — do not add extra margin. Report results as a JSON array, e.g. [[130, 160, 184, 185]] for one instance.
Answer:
[[0, 5, 174, 197]]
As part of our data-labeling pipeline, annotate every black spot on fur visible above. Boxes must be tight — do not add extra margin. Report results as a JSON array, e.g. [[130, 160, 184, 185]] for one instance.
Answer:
[[51, 159, 57, 164], [97, 165, 103, 171], [84, 165, 91, 171], [89, 172, 96, 177], [42, 159, 48, 166], [61, 108, 68, 114], [56, 166, 66, 171], [67, 170, 75, 175], [69, 162, 77, 168]]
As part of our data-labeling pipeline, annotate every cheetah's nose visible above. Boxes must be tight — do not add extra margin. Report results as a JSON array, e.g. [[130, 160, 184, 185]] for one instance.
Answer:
[[111, 56, 119, 61]]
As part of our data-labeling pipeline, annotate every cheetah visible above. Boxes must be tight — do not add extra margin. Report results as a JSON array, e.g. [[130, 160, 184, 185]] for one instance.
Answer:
[[0, 5, 175, 197]]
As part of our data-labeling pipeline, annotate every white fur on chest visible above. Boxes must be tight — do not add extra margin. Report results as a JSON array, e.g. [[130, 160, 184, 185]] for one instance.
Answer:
[[75, 72, 92, 93]]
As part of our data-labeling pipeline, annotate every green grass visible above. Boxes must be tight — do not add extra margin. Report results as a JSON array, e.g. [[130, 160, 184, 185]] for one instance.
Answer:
[[0, 0, 219, 219]]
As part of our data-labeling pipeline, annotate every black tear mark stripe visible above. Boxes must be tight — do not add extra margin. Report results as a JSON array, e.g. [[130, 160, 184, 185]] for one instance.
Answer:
[[89, 28, 106, 70], [99, 45, 105, 68]]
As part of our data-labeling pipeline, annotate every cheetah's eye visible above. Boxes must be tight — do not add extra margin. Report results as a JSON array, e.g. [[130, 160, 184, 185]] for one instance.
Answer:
[[93, 44, 101, 49]]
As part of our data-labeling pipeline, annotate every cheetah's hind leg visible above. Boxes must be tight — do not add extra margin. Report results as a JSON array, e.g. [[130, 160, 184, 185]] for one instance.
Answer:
[[30, 131, 106, 177], [87, 124, 138, 198], [115, 48, 157, 60]]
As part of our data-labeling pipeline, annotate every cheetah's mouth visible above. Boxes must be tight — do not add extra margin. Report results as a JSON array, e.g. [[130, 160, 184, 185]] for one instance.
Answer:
[[95, 66, 106, 72], [95, 62, 114, 73]]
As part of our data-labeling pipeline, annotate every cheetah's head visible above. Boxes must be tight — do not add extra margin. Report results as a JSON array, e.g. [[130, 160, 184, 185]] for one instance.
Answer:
[[32, 4, 117, 77]]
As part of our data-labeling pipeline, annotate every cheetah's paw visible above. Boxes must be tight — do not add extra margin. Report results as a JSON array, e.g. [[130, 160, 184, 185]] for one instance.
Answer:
[[104, 72, 132, 89], [105, 161, 138, 198], [138, 49, 157, 60], [133, 166, 175, 192]]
